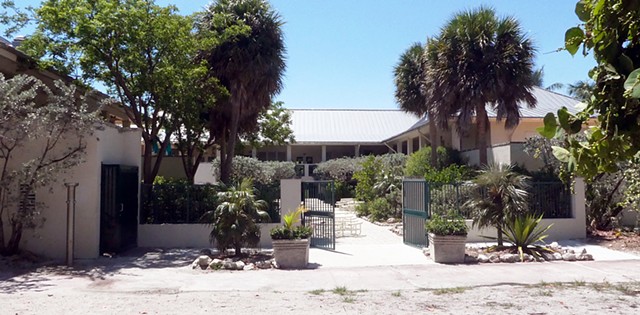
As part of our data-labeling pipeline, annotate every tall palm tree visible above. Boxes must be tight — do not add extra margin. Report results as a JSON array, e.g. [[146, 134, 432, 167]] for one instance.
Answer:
[[197, 0, 286, 185], [464, 163, 530, 246], [424, 7, 537, 165], [393, 43, 438, 167]]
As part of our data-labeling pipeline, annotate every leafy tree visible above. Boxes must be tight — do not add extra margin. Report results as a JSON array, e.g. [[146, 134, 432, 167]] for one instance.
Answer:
[[201, 179, 269, 256], [464, 163, 530, 246], [544, 0, 640, 179], [394, 43, 438, 167], [197, 0, 286, 185], [246, 101, 295, 149], [0, 74, 101, 255], [425, 7, 537, 165], [352, 156, 381, 203], [404, 146, 465, 177], [2, 0, 215, 184]]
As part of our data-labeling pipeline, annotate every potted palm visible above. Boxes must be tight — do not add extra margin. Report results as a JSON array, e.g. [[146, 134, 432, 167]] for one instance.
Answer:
[[425, 211, 468, 263], [270, 206, 313, 269]]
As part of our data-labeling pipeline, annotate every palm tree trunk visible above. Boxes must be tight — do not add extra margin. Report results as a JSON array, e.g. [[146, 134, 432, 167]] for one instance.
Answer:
[[220, 82, 246, 185], [497, 225, 503, 247], [428, 115, 438, 168], [476, 105, 489, 165]]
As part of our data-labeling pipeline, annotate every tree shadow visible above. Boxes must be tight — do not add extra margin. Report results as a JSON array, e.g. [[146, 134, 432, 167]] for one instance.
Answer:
[[0, 247, 198, 294]]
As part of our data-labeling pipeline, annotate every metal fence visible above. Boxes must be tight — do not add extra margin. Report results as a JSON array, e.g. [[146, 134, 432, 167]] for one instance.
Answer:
[[140, 182, 282, 224], [140, 183, 220, 224], [403, 180, 573, 220]]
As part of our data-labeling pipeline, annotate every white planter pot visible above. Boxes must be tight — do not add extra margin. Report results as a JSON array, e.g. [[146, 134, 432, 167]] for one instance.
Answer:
[[272, 239, 310, 269], [428, 233, 467, 264]]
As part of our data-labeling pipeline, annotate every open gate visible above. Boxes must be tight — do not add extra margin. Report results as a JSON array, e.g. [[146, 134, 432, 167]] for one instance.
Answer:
[[402, 179, 429, 247], [100, 164, 139, 254], [301, 180, 335, 250]]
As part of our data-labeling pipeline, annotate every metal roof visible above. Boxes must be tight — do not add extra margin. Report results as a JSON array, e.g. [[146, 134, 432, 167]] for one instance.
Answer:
[[290, 109, 419, 144], [386, 87, 582, 140]]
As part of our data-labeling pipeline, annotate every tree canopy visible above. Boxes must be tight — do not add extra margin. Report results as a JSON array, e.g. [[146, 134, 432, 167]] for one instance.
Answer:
[[543, 0, 640, 179], [424, 7, 537, 165]]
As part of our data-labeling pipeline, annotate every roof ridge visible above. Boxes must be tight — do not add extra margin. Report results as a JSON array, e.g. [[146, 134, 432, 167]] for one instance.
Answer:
[[532, 86, 579, 101]]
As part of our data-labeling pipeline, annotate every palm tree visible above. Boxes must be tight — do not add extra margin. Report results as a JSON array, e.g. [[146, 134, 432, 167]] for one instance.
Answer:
[[393, 43, 438, 167], [532, 66, 564, 91], [464, 163, 530, 246], [424, 7, 537, 165], [197, 0, 286, 185], [202, 179, 270, 256], [567, 80, 595, 102]]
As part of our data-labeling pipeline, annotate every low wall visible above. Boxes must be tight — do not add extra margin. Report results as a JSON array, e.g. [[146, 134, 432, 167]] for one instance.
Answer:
[[138, 223, 281, 249], [465, 217, 587, 243]]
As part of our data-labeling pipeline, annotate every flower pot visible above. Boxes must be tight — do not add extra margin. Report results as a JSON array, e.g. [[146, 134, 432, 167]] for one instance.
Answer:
[[272, 239, 310, 269], [428, 233, 467, 263]]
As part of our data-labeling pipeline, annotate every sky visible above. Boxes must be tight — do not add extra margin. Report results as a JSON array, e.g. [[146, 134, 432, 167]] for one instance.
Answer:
[[4, 0, 595, 110]]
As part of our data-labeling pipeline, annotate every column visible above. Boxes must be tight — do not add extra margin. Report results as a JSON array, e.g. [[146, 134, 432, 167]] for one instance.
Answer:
[[321, 145, 327, 162], [407, 138, 414, 154], [418, 136, 423, 149], [251, 147, 257, 158], [286, 145, 292, 161], [355, 145, 360, 157], [396, 141, 402, 154]]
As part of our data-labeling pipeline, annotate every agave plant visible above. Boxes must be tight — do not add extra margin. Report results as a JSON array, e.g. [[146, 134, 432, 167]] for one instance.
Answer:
[[501, 214, 553, 262], [201, 178, 270, 256]]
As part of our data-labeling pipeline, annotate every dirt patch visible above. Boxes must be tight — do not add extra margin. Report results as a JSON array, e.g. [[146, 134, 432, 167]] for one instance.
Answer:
[[587, 229, 640, 256]]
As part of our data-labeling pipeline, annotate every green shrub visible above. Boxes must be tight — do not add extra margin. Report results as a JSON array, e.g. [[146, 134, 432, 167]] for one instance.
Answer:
[[425, 212, 468, 236], [500, 214, 553, 261], [368, 197, 394, 222], [314, 156, 364, 182], [353, 156, 381, 202], [405, 146, 465, 177], [211, 156, 296, 185]]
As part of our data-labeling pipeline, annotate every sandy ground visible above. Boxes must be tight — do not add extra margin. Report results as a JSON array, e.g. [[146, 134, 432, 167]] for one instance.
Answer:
[[3, 281, 639, 314]]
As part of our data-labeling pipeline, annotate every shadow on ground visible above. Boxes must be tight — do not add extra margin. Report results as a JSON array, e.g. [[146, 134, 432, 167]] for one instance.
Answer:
[[0, 247, 197, 294]]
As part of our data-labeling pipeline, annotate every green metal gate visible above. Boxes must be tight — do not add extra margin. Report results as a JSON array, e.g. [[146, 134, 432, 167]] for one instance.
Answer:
[[402, 179, 430, 247], [301, 180, 335, 250]]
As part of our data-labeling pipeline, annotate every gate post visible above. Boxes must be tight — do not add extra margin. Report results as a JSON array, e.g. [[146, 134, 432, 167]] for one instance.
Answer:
[[280, 179, 302, 223]]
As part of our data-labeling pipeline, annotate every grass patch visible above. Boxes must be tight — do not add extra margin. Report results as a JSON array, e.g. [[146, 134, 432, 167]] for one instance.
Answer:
[[308, 289, 325, 295], [392, 291, 402, 297], [433, 287, 467, 295], [332, 286, 348, 295], [536, 290, 553, 297], [331, 286, 367, 296], [342, 297, 356, 303]]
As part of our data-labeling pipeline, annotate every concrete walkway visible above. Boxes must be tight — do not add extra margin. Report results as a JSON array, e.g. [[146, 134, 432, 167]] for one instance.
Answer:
[[309, 216, 429, 268]]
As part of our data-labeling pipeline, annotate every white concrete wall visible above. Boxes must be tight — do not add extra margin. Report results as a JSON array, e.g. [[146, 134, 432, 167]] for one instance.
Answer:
[[194, 162, 216, 184], [138, 223, 280, 249], [12, 125, 141, 260], [461, 144, 512, 167]]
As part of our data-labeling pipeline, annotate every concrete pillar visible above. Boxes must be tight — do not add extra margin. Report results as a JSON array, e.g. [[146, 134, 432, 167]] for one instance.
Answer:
[[355, 145, 360, 157], [321, 145, 327, 162], [418, 136, 423, 149], [571, 177, 587, 238], [280, 179, 302, 223], [286, 145, 292, 161], [396, 142, 402, 154], [251, 147, 257, 158], [407, 138, 414, 154], [215, 149, 221, 159]]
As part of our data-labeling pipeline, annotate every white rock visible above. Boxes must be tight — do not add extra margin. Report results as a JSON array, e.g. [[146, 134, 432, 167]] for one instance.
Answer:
[[552, 253, 563, 260], [489, 254, 501, 263], [562, 253, 577, 261], [581, 248, 587, 255], [235, 261, 246, 270], [477, 254, 490, 263], [500, 254, 518, 263], [550, 242, 560, 249], [223, 261, 236, 270], [197, 255, 212, 267], [243, 263, 255, 271]]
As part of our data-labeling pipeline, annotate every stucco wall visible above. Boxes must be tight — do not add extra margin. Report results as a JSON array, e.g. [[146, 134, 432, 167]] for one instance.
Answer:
[[10, 125, 141, 260]]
